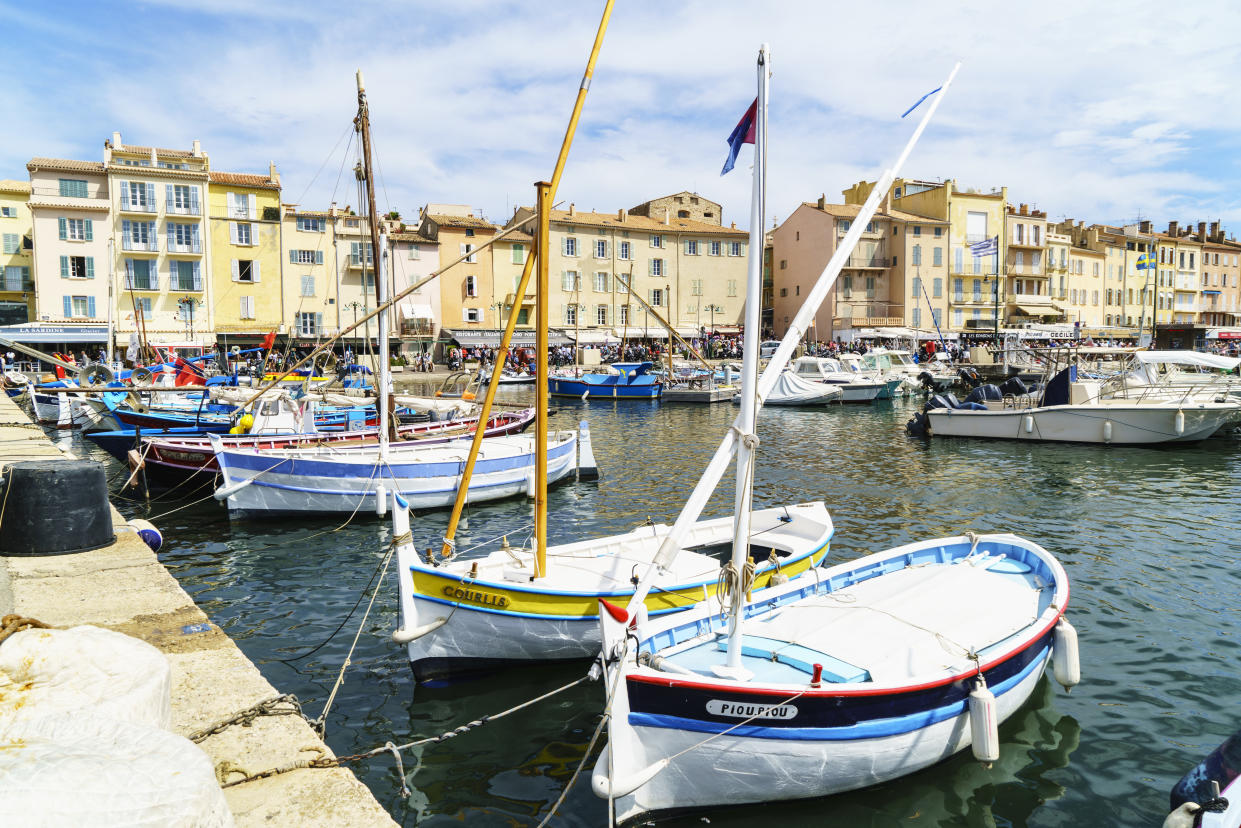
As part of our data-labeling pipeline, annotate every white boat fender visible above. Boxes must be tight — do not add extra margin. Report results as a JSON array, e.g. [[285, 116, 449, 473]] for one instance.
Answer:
[[1175, 409, 1185, 435], [213, 477, 256, 501], [392, 616, 447, 644], [968, 677, 1000, 767], [375, 483, 388, 517], [1102, 420, 1113, 443], [128, 519, 163, 552], [1024, 414, 1034, 434], [591, 744, 670, 799], [1052, 617, 1081, 691], [1162, 802, 1202, 828], [577, 420, 599, 481]]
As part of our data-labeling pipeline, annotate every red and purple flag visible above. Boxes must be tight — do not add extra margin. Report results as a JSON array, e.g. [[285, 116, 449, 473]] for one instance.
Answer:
[[720, 98, 757, 176]]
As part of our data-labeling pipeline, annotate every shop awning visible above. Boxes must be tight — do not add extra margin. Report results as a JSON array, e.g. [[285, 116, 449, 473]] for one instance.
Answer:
[[399, 303, 434, 320], [443, 328, 573, 347], [0, 323, 109, 344], [570, 328, 615, 345], [1014, 304, 1056, 316]]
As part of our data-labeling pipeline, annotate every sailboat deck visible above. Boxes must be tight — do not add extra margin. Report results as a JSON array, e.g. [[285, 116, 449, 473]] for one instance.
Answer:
[[661, 554, 1050, 685]]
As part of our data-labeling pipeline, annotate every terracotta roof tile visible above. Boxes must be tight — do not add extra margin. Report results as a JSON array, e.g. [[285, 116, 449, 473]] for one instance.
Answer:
[[0, 180, 31, 194], [426, 213, 496, 230], [209, 171, 280, 190], [27, 157, 105, 173]]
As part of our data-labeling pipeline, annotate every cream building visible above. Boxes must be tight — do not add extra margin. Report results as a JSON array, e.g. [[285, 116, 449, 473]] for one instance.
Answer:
[[26, 157, 111, 348], [1194, 221, 1241, 327], [280, 206, 336, 346], [386, 221, 440, 357], [0, 180, 34, 325], [1003, 205, 1052, 326], [505, 203, 748, 344], [104, 134, 213, 355], [208, 169, 282, 345], [415, 205, 498, 348]]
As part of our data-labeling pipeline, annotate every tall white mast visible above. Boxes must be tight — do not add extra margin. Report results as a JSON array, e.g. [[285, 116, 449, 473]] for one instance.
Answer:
[[718, 44, 768, 678]]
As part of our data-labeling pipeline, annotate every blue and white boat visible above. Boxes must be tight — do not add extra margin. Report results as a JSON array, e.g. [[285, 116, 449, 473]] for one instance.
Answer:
[[548, 362, 662, 399], [595, 532, 1079, 822], [211, 429, 579, 518]]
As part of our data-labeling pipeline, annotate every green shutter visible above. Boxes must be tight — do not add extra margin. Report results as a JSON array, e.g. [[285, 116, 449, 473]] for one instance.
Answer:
[[85, 258, 94, 279], [60, 256, 69, 278], [290, 250, 297, 263], [58, 217, 67, 240], [316, 251, 324, 265], [84, 219, 93, 241]]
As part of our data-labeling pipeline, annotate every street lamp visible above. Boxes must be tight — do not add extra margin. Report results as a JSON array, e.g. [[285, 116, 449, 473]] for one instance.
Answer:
[[177, 297, 202, 343], [344, 300, 368, 355], [705, 303, 721, 331]]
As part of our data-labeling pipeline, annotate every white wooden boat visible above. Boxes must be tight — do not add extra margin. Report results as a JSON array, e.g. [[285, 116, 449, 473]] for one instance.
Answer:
[[31, 381, 73, 428], [918, 365, 1240, 444], [392, 499, 833, 682], [789, 357, 885, 402], [212, 429, 578, 518], [595, 532, 1079, 822]]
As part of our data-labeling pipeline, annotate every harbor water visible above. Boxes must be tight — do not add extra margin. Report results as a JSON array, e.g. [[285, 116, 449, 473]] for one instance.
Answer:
[[80, 392, 1241, 826]]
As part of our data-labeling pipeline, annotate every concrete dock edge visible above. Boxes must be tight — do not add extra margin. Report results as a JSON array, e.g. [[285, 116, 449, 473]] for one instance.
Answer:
[[0, 392, 396, 827]]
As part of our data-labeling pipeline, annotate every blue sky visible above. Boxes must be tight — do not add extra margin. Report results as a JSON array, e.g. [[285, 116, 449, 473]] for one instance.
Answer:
[[5, 0, 1241, 235]]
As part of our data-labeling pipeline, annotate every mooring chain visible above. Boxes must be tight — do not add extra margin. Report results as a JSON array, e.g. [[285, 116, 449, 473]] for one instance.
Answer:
[[189, 694, 307, 744]]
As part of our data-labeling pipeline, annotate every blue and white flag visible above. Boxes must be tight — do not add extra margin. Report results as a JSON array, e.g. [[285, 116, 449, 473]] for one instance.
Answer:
[[720, 98, 757, 176], [901, 86, 943, 119], [969, 237, 998, 257]]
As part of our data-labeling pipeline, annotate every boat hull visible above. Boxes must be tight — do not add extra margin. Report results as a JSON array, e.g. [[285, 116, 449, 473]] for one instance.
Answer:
[[215, 432, 577, 518], [548, 377, 662, 399], [927, 402, 1238, 444]]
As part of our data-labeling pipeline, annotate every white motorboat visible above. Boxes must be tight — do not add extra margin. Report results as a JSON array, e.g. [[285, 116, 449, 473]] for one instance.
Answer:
[[1102, 350, 1241, 405], [732, 371, 842, 406], [837, 353, 906, 398], [31, 380, 74, 428], [911, 365, 1241, 444], [789, 356, 885, 402]]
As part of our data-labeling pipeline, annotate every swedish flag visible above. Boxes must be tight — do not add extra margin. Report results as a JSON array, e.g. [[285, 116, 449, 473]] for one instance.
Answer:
[[1136, 252, 1155, 270]]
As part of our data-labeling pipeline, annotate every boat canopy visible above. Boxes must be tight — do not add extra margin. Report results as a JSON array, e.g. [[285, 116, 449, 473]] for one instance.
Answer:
[[1132, 350, 1240, 371]]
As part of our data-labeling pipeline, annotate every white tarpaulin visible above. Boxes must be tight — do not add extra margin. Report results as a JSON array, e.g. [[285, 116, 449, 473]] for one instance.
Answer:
[[760, 372, 843, 406]]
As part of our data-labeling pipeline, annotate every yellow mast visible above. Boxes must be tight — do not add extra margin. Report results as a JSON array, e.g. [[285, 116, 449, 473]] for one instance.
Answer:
[[438, 0, 614, 564]]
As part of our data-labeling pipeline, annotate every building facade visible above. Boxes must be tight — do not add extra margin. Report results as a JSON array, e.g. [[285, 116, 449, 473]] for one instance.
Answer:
[[416, 205, 498, 336], [208, 169, 282, 344], [0, 180, 34, 325]]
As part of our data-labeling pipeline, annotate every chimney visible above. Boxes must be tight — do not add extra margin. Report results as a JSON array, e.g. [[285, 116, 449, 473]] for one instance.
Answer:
[[1210, 220, 1220, 239], [568, 203, 575, 216], [329, 201, 337, 218], [192, 139, 202, 157], [730, 222, 736, 229], [1139, 219, 1152, 234], [1167, 220, 1179, 236], [149, 147, 157, 165], [617, 209, 624, 221], [269, 161, 279, 185], [111, 131, 122, 149], [1019, 203, 1028, 215], [663, 207, 670, 225], [817, 193, 826, 210], [1198, 221, 1207, 239]]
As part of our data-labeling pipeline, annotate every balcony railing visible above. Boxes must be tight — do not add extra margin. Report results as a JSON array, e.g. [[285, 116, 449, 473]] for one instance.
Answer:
[[401, 320, 435, 337], [121, 237, 158, 252], [170, 277, 204, 292], [119, 201, 156, 214], [0, 277, 33, 292], [227, 207, 256, 220], [349, 254, 375, 267], [1012, 293, 1052, 305], [844, 256, 890, 269], [165, 200, 201, 216], [168, 240, 203, 254], [951, 264, 999, 277], [965, 233, 992, 244], [124, 276, 159, 291]]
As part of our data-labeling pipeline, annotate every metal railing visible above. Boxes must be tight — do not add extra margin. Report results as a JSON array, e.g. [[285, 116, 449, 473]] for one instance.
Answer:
[[123, 276, 159, 291], [121, 238, 158, 252], [119, 201, 157, 214], [165, 200, 201, 216], [170, 278, 203, 292], [844, 256, 890, 268], [168, 240, 203, 254]]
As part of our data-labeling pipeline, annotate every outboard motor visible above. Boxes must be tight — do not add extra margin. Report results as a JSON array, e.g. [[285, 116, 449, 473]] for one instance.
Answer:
[[917, 371, 936, 392], [906, 411, 930, 437], [963, 383, 1003, 405], [925, 393, 959, 411], [956, 367, 982, 389], [999, 376, 1029, 397]]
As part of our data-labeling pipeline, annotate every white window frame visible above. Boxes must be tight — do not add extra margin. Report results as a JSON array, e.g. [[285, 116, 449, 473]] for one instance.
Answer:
[[650, 234, 663, 248], [618, 241, 631, 260], [593, 271, 608, 293], [66, 218, 85, 241], [596, 304, 608, 325], [463, 307, 483, 323], [300, 275, 315, 297], [465, 275, 478, 297], [564, 237, 578, 257], [240, 296, 256, 320], [594, 239, 607, 259]]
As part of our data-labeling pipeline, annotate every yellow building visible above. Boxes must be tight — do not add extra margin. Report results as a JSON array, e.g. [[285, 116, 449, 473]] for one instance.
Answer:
[[207, 169, 282, 342], [0, 180, 34, 325], [415, 205, 498, 349], [848, 178, 1009, 334]]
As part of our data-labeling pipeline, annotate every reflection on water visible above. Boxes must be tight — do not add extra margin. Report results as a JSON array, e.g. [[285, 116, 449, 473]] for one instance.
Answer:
[[78, 392, 1241, 826]]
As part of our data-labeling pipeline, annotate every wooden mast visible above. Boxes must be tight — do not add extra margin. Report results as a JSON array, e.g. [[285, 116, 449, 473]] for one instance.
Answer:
[[355, 70, 391, 456]]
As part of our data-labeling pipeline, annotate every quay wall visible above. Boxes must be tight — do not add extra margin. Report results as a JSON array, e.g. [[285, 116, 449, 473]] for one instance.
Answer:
[[0, 392, 396, 827]]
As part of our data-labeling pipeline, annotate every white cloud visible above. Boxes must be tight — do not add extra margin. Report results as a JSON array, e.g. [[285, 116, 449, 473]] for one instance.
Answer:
[[4, 0, 1241, 232]]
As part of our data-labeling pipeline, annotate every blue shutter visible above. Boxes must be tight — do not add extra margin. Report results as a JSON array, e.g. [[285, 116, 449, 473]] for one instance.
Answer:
[[58, 217, 67, 240], [955, 247, 963, 272], [290, 250, 297, 263], [60, 256, 68, 278], [190, 187, 199, 214], [165, 184, 174, 211], [87, 296, 96, 318], [316, 251, 324, 265], [85, 258, 94, 279], [191, 224, 199, 249], [148, 222, 157, 250], [193, 261, 202, 291], [314, 312, 323, 333], [167, 224, 175, 251], [120, 181, 128, 206], [145, 183, 155, 208], [63, 296, 72, 317], [84, 219, 93, 241], [122, 219, 131, 239]]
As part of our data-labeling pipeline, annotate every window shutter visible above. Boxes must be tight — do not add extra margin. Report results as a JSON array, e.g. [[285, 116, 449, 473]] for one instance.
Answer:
[[165, 184, 174, 209], [87, 296, 96, 318], [252, 261, 261, 282], [84, 219, 93, 241], [193, 262, 202, 291], [167, 223, 175, 250], [60, 256, 68, 278], [145, 183, 155, 208], [58, 217, 67, 240], [123, 219, 131, 238], [648, 259, 655, 277], [191, 225, 200, 247], [124, 259, 133, 286], [247, 194, 256, 219], [314, 312, 322, 332], [231, 260, 239, 281], [190, 187, 199, 213], [63, 296, 72, 317], [229, 222, 238, 244], [85, 257, 94, 279], [120, 181, 129, 206], [290, 249, 297, 263], [316, 250, 324, 265]]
